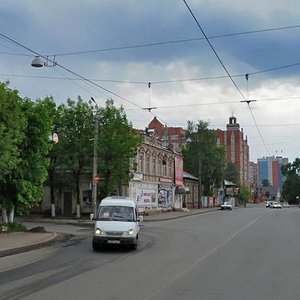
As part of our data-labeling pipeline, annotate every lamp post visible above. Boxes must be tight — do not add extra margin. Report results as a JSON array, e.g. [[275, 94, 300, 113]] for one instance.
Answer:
[[91, 97, 99, 216]]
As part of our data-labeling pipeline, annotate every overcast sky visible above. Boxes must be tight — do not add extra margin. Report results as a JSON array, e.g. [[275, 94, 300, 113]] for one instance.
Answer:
[[1, 0, 300, 162]]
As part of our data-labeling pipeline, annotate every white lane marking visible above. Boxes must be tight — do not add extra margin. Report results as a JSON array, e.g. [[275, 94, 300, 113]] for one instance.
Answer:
[[144, 212, 266, 300]]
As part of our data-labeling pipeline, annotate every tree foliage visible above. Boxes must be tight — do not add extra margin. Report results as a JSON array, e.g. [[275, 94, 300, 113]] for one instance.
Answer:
[[239, 184, 251, 204], [281, 158, 300, 203], [0, 82, 53, 221], [56, 97, 94, 209], [261, 179, 270, 187], [224, 162, 239, 184], [97, 99, 142, 199], [182, 120, 226, 196]]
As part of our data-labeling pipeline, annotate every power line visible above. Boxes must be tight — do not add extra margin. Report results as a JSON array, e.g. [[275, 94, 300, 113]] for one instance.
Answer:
[[1, 25, 296, 57], [0, 32, 145, 110], [182, 1, 272, 157], [0, 32, 170, 128], [182, 0, 246, 100], [1, 24, 300, 59]]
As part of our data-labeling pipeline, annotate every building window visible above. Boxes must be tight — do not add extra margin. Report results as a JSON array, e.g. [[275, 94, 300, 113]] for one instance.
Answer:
[[162, 156, 167, 176], [139, 152, 144, 173], [146, 153, 150, 174], [168, 159, 173, 177], [152, 155, 156, 175], [159, 157, 163, 176], [170, 135, 179, 141], [82, 190, 92, 206], [230, 133, 235, 162]]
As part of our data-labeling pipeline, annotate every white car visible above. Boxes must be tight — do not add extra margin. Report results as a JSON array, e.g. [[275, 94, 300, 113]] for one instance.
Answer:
[[221, 202, 233, 210], [272, 202, 282, 209]]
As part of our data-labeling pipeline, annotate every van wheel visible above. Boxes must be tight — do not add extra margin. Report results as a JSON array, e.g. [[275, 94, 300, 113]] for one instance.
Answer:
[[131, 236, 138, 250], [93, 242, 101, 251]]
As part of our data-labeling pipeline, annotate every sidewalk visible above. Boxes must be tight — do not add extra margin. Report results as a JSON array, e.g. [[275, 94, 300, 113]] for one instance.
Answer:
[[0, 207, 220, 258]]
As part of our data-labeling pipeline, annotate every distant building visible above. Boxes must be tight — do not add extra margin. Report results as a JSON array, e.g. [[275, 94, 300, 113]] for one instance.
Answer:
[[147, 117, 186, 152], [249, 161, 259, 202], [216, 116, 250, 186], [257, 156, 288, 193], [249, 161, 258, 187]]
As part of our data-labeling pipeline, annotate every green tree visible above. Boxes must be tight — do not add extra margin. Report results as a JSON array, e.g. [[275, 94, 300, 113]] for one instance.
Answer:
[[239, 184, 251, 205], [0, 83, 26, 222], [182, 120, 226, 198], [281, 158, 300, 204], [57, 97, 94, 217], [97, 99, 142, 199], [261, 179, 270, 187], [44, 97, 70, 217], [0, 84, 52, 223], [224, 162, 239, 184]]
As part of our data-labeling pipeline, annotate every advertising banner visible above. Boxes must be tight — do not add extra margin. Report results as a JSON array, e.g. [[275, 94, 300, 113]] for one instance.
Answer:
[[175, 155, 183, 187], [136, 189, 157, 207], [158, 185, 173, 207]]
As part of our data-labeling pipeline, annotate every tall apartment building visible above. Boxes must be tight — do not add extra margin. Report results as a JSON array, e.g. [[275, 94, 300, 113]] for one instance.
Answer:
[[257, 156, 288, 192], [216, 116, 250, 185], [147, 117, 186, 152]]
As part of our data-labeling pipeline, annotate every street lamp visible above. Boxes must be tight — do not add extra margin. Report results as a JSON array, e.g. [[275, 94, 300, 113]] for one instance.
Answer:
[[91, 97, 99, 216], [31, 55, 57, 68]]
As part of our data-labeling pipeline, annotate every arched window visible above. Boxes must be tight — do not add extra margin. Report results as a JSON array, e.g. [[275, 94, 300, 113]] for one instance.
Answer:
[[139, 149, 145, 173], [146, 151, 151, 174], [152, 154, 157, 175], [168, 157, 173, 177]]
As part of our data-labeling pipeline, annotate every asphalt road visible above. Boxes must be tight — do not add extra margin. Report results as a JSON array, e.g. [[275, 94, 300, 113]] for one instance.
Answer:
[[1, 204, 300, 300]]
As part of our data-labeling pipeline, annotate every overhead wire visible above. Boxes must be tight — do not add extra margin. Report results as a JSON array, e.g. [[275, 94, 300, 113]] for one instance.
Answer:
[[52, 24, 300, 56], [0, 32, 171, 128], [1, 22, 299, 135], [0, 24, 295, 57], [0, 32, 145, 110], [183, 0, 246, 100], [182, 0, 270, 156]]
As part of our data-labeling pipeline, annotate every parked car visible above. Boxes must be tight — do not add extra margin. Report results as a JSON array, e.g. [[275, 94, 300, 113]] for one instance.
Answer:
[[272, 202, 282, 209], [221, 202, 233, 210], [90, 196, 143, 251]]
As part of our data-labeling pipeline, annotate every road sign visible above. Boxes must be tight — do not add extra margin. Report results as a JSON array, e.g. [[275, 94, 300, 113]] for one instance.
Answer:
[[93, 174, 101, 184]]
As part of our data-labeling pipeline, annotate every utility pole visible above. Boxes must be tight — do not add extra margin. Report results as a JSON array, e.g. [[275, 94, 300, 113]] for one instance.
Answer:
[[91, 97, 99, 216], [198, 151, 202, 209]]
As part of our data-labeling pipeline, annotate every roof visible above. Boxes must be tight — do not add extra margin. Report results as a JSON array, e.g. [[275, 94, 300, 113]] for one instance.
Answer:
[[100, 197, 136, 207]]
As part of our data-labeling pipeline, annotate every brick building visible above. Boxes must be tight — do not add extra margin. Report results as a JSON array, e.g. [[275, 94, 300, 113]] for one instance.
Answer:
[[216, 116, 250, 186], [147, 117, 186, 152]]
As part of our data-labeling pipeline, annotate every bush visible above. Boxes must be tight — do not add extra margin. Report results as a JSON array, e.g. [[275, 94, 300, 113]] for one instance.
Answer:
[[0, 222, 27, 233]]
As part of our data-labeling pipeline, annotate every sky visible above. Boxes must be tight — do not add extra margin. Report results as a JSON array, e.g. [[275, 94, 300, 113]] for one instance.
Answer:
[[1, 0, 300, 163]]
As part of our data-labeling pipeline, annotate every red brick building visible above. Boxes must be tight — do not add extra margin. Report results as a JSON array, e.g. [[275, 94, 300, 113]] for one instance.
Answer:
[[216, 116, 250, 185], [147, 117, 186, 152]]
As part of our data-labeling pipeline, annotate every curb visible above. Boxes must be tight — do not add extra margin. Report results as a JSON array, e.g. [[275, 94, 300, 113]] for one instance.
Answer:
[[17, 208, 221, 225], [0, 232, 65, 258], [143, 207, 221, 222]]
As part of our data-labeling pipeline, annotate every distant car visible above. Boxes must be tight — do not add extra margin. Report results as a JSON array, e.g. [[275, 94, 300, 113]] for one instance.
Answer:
[[272, 202, 282, 209], [221, 202, 233, 210], [282, 202, 289, 208], [266, 201, 272, 208]]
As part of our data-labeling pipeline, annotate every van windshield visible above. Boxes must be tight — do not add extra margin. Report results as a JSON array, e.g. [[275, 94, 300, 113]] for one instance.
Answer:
[[96, 206, 135, 222]]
